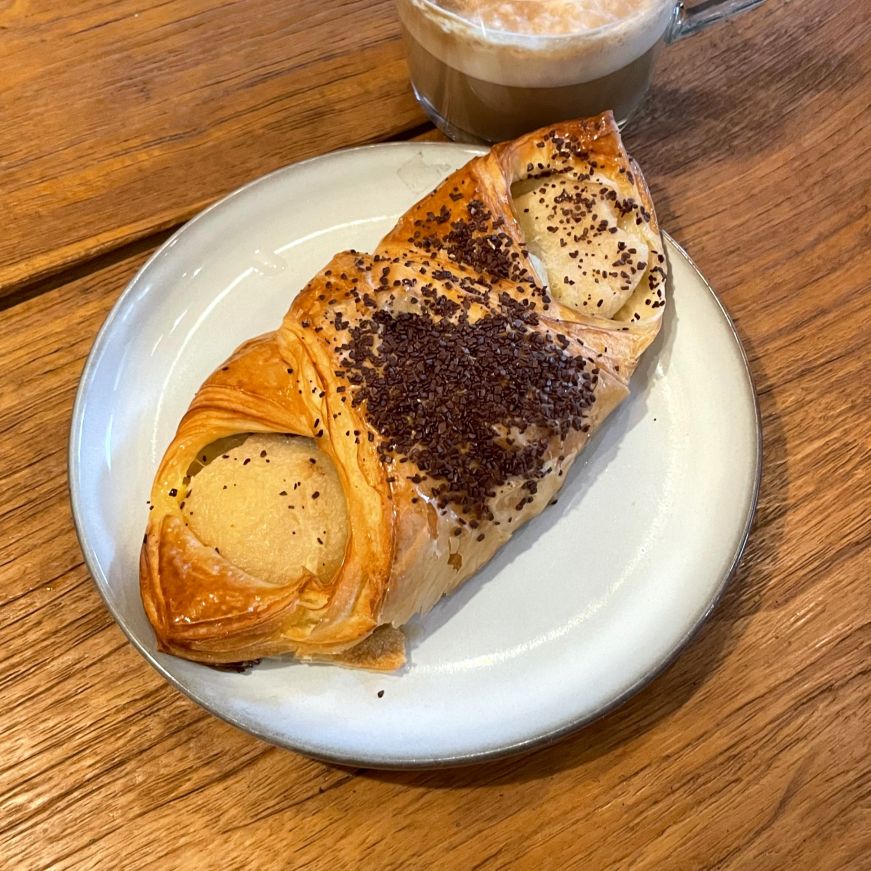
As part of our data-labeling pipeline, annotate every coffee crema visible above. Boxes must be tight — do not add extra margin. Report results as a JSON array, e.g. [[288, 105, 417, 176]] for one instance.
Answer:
[[437, 0, 668, 38], [398, 0, 676, 141]]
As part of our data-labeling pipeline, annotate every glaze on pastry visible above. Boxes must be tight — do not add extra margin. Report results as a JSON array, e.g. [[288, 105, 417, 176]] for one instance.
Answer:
[[140, 112, 667, 669]]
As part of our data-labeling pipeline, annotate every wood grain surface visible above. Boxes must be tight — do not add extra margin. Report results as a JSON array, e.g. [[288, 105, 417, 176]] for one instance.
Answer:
[[1, 0, 870, 868], [0, 0, 424, 297]]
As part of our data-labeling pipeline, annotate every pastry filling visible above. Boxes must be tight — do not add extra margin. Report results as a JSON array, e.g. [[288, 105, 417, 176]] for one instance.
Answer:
[[511, 174, 651, 317], [180, 433, 348, 585]]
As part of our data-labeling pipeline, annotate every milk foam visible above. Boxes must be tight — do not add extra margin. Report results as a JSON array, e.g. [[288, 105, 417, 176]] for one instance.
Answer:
[[398, 0, 676, 87]]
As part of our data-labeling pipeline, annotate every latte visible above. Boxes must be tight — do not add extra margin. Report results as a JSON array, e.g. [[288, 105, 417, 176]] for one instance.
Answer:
[[398, 0, 676, 141]]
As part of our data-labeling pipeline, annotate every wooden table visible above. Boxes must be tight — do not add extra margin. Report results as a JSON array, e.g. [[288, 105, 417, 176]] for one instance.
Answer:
[[2, 1, 869, 867]]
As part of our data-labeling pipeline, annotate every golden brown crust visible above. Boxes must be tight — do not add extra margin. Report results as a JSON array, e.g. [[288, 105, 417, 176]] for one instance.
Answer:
[[141, 331, 394, 664], [302, 625, 408, 671], [140, 113, 667, 669]]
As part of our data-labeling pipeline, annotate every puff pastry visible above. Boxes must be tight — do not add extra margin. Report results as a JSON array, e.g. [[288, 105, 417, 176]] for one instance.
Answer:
[[140, 112, 667, 669]]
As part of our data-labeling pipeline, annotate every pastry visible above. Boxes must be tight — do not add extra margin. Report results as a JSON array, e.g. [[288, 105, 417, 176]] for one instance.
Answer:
[[140, 112, 667, 669]]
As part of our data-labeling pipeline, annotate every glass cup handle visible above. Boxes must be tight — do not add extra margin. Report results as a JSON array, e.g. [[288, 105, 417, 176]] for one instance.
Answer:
[[668, 0, 766, 41]]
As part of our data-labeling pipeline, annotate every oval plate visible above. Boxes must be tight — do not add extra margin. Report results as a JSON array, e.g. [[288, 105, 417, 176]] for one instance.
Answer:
[[70, 143, 760, 768]]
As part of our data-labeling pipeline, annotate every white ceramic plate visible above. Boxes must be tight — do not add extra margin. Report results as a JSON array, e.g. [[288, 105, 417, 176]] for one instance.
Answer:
[[70, 143, 760, 768]]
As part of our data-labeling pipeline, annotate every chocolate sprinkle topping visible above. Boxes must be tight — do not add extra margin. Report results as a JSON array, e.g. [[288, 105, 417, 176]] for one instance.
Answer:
[[342, 306, 595, 519], [412, 199, 539, 293]]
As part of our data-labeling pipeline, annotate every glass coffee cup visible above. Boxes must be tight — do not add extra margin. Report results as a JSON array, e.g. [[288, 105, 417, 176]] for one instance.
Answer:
[[397, 0, 765, 143]]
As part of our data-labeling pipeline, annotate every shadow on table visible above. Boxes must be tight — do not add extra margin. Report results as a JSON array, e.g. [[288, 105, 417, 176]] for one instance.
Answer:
[[356, 327, 787, 787]]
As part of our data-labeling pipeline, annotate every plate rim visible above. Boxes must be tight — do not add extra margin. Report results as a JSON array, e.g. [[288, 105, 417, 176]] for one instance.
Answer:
[[68, 142, 762, 769]]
